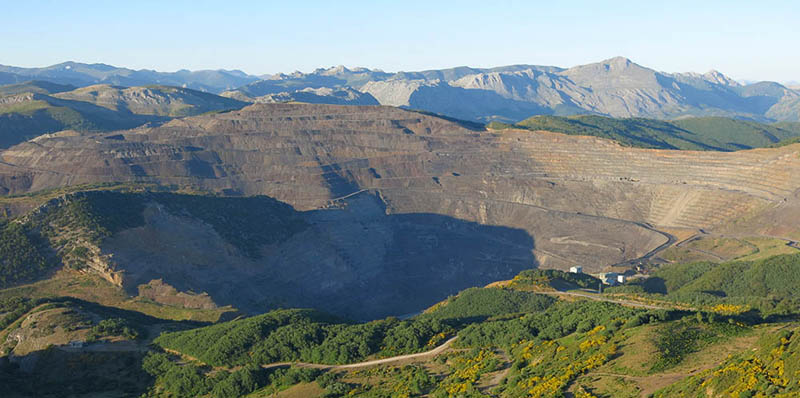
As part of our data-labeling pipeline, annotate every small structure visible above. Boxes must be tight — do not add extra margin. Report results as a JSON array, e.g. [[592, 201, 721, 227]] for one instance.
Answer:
[[616, 274, 626, 284], [593, 272, 620, 285], [569, 266, 583, 274]]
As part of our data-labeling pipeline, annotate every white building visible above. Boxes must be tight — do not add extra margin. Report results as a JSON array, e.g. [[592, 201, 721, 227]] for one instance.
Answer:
[[617, 274, 626, 284], [569, 266, 583, 274], [593, 272, 620, 285]]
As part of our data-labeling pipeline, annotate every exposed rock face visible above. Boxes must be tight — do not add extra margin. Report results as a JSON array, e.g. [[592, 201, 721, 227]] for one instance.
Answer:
[[230, 57, 800, 122], [4, 103, 799, 276], [100, 195, 538, 319], [253, 87, 379, 106], [137, 279, 218, 310]]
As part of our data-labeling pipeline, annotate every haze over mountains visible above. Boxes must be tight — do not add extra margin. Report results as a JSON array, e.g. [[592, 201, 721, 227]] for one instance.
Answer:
[[0, 62, 259, 93], [3, 57, 799, 123]]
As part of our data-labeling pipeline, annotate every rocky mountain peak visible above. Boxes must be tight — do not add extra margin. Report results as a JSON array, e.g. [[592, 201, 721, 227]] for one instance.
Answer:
[[321, 65, 351, 75], [702, 69, 741, 86], [603, 56, 634, 68]]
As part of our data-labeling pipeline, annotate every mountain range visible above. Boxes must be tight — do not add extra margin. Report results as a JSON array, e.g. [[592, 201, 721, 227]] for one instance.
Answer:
[[3, 57, 799, 123], [0, 61, 259, 93]]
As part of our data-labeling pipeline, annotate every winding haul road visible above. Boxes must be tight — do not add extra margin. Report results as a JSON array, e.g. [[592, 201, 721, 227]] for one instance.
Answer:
[[259, 336, 459, 370], [538, 290, 674, 310]]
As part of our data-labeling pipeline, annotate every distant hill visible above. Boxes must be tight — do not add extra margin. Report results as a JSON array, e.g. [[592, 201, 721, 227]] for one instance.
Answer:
[[672, 117, 800, 149], [53, 84, 248, 117], [0, 82, 249, 148], [0, 62, 260, 93], [774, 121, 800, 135], [490, 114, 800, 151], [0, 92, 162, 148], [223, 86, 379, 106], [0, 80, 75, 96]]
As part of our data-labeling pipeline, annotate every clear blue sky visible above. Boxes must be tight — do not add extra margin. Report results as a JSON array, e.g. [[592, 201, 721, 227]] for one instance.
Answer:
[[1, 0, 797, 82]]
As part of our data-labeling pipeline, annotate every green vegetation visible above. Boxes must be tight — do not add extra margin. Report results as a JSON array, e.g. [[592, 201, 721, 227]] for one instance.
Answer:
[[154, 308, 452, 367], [649, 317, 748, 372], [672, 117, 800, 149], [490, 114, 800, 151], [22, 190, 307, 266], [0, 81, 75, 96], [0, 94, 161, 148], [500, 323, 619, 398], [772, 121, 800, 135], [429, 348, 500, 397], [653, 327, 800, 398], [4, 262, 799, 397], [88, 317, 140, 340], [0, 220, 52, 288], [54, 84, 248, 117], [456, 300, 673, 349], [151, 192, 307, 258], [608, 253, 800, 316], [142, 352, 273, 398], [422, 287, 556, 324], [0, 81, 249, 149], [33, 191, 147, 243], [771, 135, 800, 147], [0, 296, 42, 331], [509, 268, 602, 291]]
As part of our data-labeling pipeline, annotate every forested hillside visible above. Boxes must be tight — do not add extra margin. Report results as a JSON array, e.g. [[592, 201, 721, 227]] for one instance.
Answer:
[[490, 114, 800, 150]]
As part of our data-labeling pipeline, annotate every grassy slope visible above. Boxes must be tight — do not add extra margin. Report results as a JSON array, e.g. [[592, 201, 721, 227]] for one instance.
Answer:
[[652, 325, 800, 398], [609, 252, 800, 316], [673, 117, 800, 149], [0, 93, 162, 148], [492, 114, 800, 151]]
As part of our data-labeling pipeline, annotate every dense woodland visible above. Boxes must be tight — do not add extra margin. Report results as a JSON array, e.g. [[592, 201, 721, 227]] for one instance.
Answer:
[[0, 221, 51, 288]]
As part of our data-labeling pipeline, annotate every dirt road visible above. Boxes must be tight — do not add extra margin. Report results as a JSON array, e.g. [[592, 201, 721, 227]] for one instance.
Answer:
[[260, 336, 458, 370], [539, 290, 677, 310]]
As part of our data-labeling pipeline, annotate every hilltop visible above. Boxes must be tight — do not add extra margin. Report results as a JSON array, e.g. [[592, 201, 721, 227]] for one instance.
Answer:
[[0, 83, 248, 148], [52, 84, 247, 117]]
